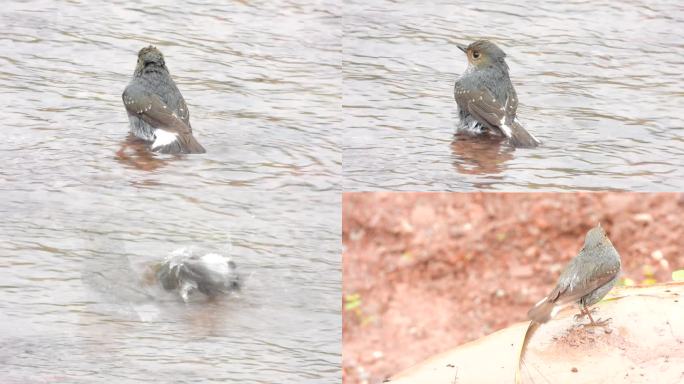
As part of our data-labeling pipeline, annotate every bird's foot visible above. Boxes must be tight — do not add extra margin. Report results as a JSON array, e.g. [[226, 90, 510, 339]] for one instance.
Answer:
[[573, 308, 598, 321], [586, 317, 612, 327], [573, 307, 599, 321], [584, 309, 611, 327]]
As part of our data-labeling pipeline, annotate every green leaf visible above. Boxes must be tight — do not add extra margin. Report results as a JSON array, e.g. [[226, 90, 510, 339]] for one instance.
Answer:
[[344, 293, 361, 311], [672, 270, 684, 281]]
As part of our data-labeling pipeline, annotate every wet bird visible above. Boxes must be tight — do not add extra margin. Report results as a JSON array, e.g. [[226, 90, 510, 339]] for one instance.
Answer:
[[156, 251, 240, 302], [122, 46, 205, 154], [528, 224, 621, 325], [454, 40, 541, 148]]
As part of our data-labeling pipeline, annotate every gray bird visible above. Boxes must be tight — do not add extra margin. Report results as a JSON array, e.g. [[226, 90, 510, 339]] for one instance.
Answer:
[[157, 252, 241, 302], [454, 40, 541, 148], [122, 46, 206, 154], [527, 224, 621, 325]]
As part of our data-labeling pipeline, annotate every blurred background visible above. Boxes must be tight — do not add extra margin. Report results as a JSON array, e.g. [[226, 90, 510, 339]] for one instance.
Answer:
[[342, 192, 684, 384]]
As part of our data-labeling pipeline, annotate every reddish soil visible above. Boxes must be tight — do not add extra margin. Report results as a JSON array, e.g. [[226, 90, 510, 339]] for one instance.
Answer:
[[342, 192, 684, 384]]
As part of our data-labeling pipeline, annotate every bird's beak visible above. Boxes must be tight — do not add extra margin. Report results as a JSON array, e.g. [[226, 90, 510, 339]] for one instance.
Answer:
[[457, 43, 468, 53]]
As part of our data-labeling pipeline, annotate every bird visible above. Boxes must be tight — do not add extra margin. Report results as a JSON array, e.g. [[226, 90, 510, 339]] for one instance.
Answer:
[[156, 251, 241, 302], [122, 46, 206, 154], [527, 224, 621, 325], [453, 40, 541, 148]]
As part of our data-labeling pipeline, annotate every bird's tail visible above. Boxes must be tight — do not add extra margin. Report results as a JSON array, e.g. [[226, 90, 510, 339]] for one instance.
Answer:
[[154, 133, 206, 154], [178, 134, 206, 154], [505, 120, 541, 148], [527, 296, 556, 323]]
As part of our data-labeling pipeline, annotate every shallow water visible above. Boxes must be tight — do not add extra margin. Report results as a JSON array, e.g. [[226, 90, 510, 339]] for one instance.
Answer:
[[343, 1, 684, 191], [1, 0, 340, 191], [0, 1, 340, 383], [1, 191, 340, 383]]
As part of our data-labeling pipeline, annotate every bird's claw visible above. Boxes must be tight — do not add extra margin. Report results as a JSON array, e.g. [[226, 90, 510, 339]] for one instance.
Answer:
[[578, 315, 612, 328], [588, 317, 612, 327], [574, 307, 599, 321]]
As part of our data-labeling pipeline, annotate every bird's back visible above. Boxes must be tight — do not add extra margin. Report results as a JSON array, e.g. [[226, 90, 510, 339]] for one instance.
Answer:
[[455, 65, 516, 116], [131, 70, 191, 127], [557, 240, 621, 299], [156, 253, 240, 300], [478, 66, 514, 112]]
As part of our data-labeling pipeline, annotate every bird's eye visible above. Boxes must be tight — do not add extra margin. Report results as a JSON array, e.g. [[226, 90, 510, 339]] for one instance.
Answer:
[[472, 51, 480, 59]]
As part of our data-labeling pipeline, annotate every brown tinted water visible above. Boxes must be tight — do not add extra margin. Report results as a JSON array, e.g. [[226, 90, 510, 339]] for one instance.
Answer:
[[0, 1, 340, 383], [343, 1, 684, 190]]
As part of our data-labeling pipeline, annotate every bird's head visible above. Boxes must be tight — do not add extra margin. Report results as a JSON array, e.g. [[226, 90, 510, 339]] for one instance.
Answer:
[[457, 40, 508, 70], [134, 45, 167, 75], [584, 223, 608, 248]]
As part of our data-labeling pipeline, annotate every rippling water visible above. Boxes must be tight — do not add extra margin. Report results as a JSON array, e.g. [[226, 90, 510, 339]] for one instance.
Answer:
[[0, 1, 340, 383], [343, 1, 684, 191], [1, 0, 340, 191], [1, 191, 340, 383]]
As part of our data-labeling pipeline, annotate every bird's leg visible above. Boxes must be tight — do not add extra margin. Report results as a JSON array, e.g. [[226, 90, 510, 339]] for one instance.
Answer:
[[573, 306, 589, 321], [583, 305, 611, 327], [585, 307, 597, 324]]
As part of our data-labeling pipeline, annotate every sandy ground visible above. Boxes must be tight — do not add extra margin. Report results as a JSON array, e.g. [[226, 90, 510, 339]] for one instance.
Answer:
[[342, 192, 684, 384]]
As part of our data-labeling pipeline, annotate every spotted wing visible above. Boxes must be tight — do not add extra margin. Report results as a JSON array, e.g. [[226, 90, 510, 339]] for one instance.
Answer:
[[454, 84, 539, 148], [550, 251, 620, 306], [454, 86, 508, 132], [159, 80, 191, 127], [502, 87, 519, 125], [122, 83, 192, 136], [547, 272, 616, 310], [176, 96, 191, 127]]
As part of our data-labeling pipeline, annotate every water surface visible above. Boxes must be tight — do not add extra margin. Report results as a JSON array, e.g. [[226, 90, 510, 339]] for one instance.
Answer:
[[0, 1, 340, 382], [1, 190, 340, 383], [343, 0, 684, 190], [1, 0, 340, 191]]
